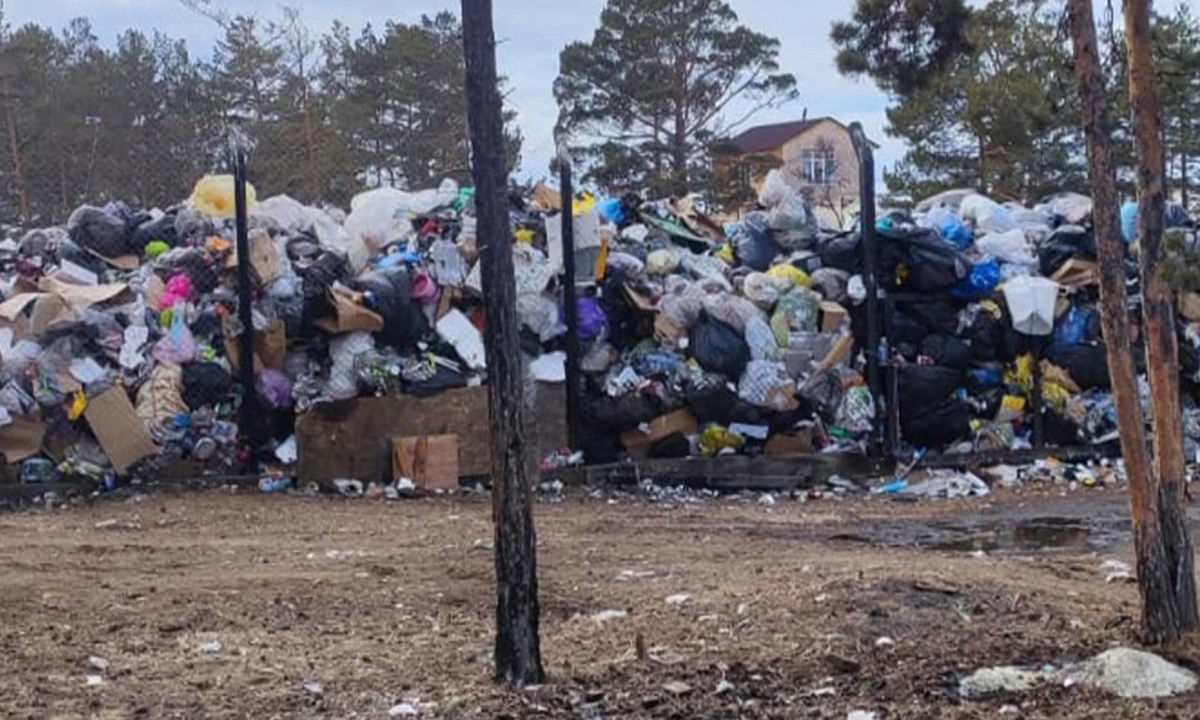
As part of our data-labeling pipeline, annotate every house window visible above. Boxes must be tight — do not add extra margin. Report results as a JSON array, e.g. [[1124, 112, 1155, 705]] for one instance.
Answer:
[[800, 149, 835, 186]]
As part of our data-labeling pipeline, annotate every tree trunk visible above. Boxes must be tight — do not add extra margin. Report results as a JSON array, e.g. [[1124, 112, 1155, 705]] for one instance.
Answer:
[[1126, 0, 1198, 642], [460, 0, 544, 687], [5, 107, 28, 221], [1068, 0, 1196, 645]]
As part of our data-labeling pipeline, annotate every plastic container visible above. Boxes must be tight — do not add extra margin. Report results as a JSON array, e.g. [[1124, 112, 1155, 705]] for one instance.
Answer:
[[1002, 276, 1059, 336]]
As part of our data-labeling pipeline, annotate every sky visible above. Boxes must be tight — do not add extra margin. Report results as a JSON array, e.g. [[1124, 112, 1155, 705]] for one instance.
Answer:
[[7, 0, 1198, 189]]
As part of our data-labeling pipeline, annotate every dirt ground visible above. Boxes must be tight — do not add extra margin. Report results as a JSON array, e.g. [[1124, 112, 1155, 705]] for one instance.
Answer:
[[1, 483, 1198, 719]]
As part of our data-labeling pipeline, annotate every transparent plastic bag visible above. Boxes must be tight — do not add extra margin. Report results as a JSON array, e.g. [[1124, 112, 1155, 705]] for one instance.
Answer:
[[758, 169, 790, 208], [744, 314, 779, 361], [738, 360, 798, 411], [976, 228, 1036, 266]]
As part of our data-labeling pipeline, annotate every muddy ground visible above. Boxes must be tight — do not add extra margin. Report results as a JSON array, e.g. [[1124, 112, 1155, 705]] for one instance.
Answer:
[[1, 483, 1198, 719]]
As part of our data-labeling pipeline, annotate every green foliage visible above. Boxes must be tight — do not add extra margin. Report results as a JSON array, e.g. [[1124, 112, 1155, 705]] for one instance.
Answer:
[[835, 0, 1086, 202], [0, 8, 523, 222], [831, 0, 973, 96], [554, 0, 797, 196]]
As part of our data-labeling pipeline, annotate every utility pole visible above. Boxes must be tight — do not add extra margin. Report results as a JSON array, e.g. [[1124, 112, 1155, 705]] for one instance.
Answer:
[[1124, 0, 1199, 641], [1069, 0, 1197, 643], [461, 0, 545, 685]]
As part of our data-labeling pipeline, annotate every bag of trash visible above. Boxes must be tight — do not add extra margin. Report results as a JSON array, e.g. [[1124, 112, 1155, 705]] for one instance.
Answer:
[[1038, 225, 1096, 277], [153, 313, 198, 364], [327, 332, 374, 400], [836, 384, 875, 435], [798, 370, 843, 422], [897, 365, 961, 410], [758, 168, 790, 207], [67, 205, 130, 258], [738, 360, 798, 411], [920, 206, 972, 250], [680, 252, 731, 289], [699, 423, 744, 456], [703, 293, 764, 334], [405, 365, 468, 397], [770, 288, 822, 344], [1053, 305, 1101, 347], [950, 258, 1001, 300], [882, 227, 970, 293], [742, 272, 790, 307], [768, 191, 819, 250], [685, 374, 738, 424], [960, 194, 1017, 234], [585, 392, 662, 433], [577, 297, 609, 341], [744, 314, 779, 360], [691, 314, 751, 380], [517, 293, 565, 342], [818, 231, 862, 273], [735, 214, 784, 271], [257, 369, 294, 410], [191, 175, 255, 217], [976, 228, 1036, 266], [901, 398, 972, 448], [353, 268, 429, 351], [808, 268, 850, 303], [648, 432, 691, 459], [1046, 343, 1110, 390], [182, 362, 232, 410], [131, 210, 182, 252], [920, 334, 972, 371], [136, 363, 188, 424]]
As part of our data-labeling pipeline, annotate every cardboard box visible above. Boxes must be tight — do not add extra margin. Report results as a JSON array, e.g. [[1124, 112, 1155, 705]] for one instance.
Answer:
[[224, 317, 286, 374], [620, 409, 699, 458], [1050, 258, 1099, 287], [392, 434, 460, 491], [820, 302, 849, 333], [85, 386, 158, 472], [764, 428, 814, 455], [1181, 292, 1200, 322]]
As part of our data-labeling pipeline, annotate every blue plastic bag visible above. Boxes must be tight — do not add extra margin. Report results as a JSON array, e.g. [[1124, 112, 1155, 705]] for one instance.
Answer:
[[950, 258, 1001, 300], [1120, 202, 1138, 243], [1053, 305, 1099, 347]]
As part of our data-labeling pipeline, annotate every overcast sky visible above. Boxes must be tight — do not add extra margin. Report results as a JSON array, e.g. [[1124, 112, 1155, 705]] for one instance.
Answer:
[[6, 0, 1199, 190]]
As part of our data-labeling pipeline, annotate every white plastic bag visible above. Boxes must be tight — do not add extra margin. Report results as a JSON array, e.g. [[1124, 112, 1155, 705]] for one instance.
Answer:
[[738, 360, 798, 411], [1002, 276, 1059, 336], [758, 169, 790, 208], [960, 194, 1017, 234], [327, 331, 375, 400], [976, 228, 1037, 266]]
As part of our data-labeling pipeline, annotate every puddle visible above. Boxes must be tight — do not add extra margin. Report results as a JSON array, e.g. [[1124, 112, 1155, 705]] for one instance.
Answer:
[[831, 515, 1130, 555]]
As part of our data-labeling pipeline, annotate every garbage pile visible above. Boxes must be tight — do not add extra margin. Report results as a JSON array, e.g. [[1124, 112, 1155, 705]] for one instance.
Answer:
[[0, 161, 1196, 489]]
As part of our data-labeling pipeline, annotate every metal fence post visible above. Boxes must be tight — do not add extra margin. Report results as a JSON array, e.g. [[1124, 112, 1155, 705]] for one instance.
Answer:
[[850, 122, 884, 457], [232, 146, 259, 462]]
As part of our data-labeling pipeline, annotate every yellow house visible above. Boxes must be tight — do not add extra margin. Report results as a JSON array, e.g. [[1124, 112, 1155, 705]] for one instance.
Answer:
[[716, 116, 877, 222]]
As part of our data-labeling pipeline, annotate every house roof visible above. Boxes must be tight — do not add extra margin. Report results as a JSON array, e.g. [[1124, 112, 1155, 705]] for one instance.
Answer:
[[724, 117, 880, 154]]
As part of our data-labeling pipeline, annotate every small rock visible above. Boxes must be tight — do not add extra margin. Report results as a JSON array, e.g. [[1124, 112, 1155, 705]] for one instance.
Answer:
[[85, 675, 105, 687], [641, 695, 662, 709], [1067, 647, 1198, 699], [736, 603, 751, 617], [87, 655, 109, 672], [999, 705, 1020, 715], [758, 493, 776, 506], [847, 712, 876, 720], [715, 679, 735, 695], [583, 689, 605, 703], [590, 609, 627, 623], [303, 680, 324, 696], [94, 519, 118, 529], [388, 702, 418, 717], [662, 680, 692, 696], [197, 641, 222, 655], [824, 653, 862, 674], [959, 667, 1047, 700], [665, 593, 692, 606], [875, 637, 896, 649]]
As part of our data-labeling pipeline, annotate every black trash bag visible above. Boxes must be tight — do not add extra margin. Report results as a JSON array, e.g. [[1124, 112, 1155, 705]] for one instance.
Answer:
[[299, 252, 348, 332], [920, 334, 972, 371], [1045, 343, 1111, 390], [818, 231, 862, 273], [880, 226, 971, 293], [690, 314, 750, 380], [131, 210, 183, 252], [580, 428, 623, 465], [648, 432, 691, 459], [896, 365, 960, 411], [600, 273, 643, 351], [405, 366, 468, 397], [888, 297, 962, 345], [1038, 225, 1096, 277], [900, 398, 972, 448], [686, 376, 738, 424], [352, 267, 429, 352], [57, 237, 106, 276], [1043, 410, 1082, 446], [735, 212, 783, 272], [67, 205, 130, 258], [967, 305, 1019, 363], [584, 392, 662, 434], [182, 362, 233, 409], [798, 370, 843, 423]]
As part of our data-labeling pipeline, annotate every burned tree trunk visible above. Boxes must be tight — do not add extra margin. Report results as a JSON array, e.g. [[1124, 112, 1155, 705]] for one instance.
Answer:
[[460, 0, 545, 686], [1123, 0, 1199, 642]]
